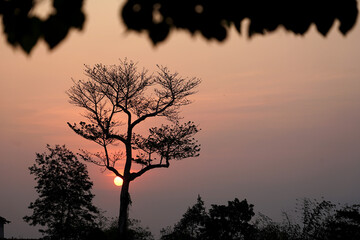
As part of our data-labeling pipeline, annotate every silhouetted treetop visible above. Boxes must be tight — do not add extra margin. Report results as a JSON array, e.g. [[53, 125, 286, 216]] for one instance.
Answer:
[[0, 0, 358, 54]]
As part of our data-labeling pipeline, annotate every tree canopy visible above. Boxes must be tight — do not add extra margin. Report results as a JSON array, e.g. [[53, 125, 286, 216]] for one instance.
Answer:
[[24, 144, 100, 240], [0, 0, 358, 54]]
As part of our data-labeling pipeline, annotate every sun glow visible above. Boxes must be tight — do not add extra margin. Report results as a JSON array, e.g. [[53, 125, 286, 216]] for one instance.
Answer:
[[114, 176, 123, 186]]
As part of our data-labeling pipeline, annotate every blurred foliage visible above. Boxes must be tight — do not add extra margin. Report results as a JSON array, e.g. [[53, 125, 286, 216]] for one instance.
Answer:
[[0, 0, 84, 53], [122, 0, 358, 44], [0, 0, 358, 54]]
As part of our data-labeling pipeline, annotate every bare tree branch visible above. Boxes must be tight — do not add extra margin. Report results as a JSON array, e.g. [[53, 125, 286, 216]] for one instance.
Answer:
[[78, 148, 124, 179], [131, 65, 201, 128], [130, 160, 170, 181]]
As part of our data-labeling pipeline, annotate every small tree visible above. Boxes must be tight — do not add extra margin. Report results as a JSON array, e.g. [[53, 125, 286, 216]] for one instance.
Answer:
[[24, 144, 100, 240], [163, 195, 207, 240], [206, 198, 255, 240], [67, 59, 201, 239]]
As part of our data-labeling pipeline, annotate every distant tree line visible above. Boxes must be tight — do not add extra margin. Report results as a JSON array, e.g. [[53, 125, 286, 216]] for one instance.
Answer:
[[160, 196, 360, 240], [24, 145, 359, 240]]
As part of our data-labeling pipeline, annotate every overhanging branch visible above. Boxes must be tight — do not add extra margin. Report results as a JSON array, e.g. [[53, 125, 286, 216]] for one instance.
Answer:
[[107, 166, 124, 179], [130, 161, 170, 181]]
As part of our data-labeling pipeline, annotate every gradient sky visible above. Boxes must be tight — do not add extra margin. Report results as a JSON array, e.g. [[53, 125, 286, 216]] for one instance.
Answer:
[[1, 0, 360, 238]]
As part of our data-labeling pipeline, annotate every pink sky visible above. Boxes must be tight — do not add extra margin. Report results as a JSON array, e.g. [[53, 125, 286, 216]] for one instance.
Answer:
[[1, 1, 360, 238]]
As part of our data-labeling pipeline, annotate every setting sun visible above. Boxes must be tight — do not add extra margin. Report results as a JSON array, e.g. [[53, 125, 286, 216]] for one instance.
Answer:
[[114, 176, 123, 186]]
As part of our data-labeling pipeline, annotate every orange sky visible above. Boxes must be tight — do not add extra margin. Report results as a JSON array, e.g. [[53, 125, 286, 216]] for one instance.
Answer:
[[1, 0, 360, 238]]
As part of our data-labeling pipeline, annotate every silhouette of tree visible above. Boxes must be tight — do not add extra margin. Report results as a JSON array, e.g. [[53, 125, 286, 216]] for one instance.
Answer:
[[206, 198, 255, 240], [298, 198, 335, 240], [253, 198, 360, 240], [0, 0, 358, 54], [67, 59, 201, 240], [23, 144, 100, 240], [160, 196, 255, 240], [161, 196, 360, 240], [161, 195, 207, 240]]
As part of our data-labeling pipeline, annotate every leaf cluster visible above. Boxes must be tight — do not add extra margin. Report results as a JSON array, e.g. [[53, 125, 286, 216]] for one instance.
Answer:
[[0, 0, 85, 53], [2, 0, 358, 54], [122, 0, 358, 44]]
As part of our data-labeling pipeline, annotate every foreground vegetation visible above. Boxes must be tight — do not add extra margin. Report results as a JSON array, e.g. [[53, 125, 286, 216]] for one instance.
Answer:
[[160, 196, 360, 240], [20, 194, 360, 240], [24, 146, 359, 239]]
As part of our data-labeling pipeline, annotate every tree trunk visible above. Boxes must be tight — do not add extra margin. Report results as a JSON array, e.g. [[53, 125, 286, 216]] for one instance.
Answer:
[[118, 178, 131, 240]]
